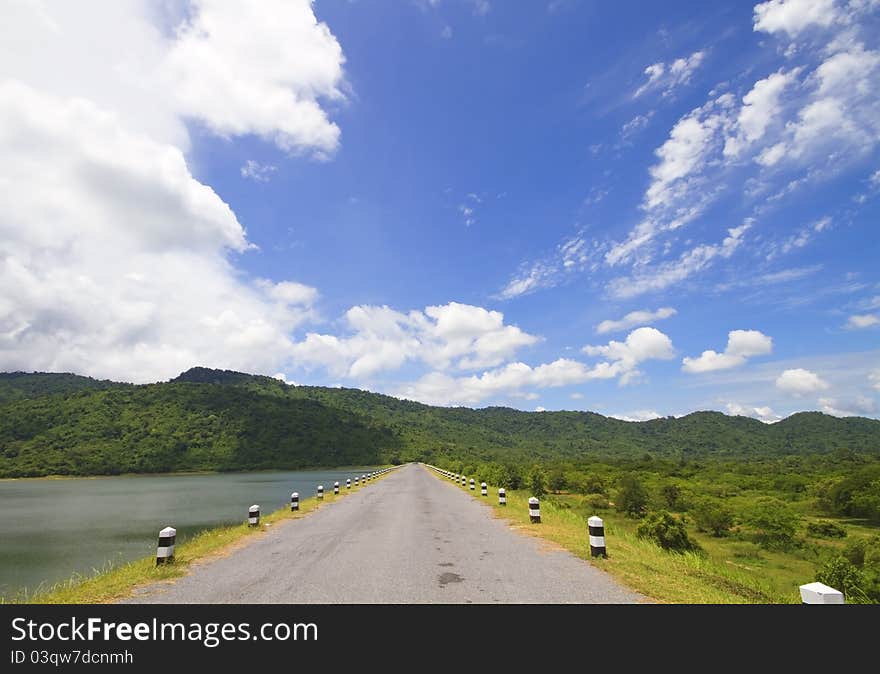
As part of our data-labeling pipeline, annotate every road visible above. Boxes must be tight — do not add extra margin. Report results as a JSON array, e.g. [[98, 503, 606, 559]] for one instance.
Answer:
[[126, 463, 643, 603]]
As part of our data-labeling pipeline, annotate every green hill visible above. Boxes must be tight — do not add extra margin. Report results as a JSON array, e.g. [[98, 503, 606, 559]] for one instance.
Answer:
[[0, 367, 878, 478]]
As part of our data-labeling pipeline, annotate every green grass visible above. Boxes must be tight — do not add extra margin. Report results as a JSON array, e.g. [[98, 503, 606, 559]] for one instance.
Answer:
[[6, 470, 394, 604], [430, 469, 794, 604]]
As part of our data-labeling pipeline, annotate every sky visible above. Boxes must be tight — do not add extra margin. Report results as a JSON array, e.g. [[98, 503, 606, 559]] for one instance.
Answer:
[[0, 0, 878, 422]]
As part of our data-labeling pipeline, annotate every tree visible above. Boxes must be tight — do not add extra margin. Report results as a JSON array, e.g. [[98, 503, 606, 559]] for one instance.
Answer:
[[660, 483, 681, 509], [636, 511, 698, 552], [692, 498, 734, 537], [745, 497, 799, 551], [816, 557, 865, 601], [528, 465, 546, 497], [616, 475, 648, 518], [547, 468, 566, 493]]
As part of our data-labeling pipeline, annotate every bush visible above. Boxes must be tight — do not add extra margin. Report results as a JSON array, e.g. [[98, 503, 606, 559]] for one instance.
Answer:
[[729, 542, 763, 561], [547, 468, 566, 493], [616, 475, 648, 518], [692, 498, 734, 537], [585, 493, 609, 510], [806, 521, 847, 539], [745, 497, 799, 551], [528, 465, 546, 498], [816, 556, 865, 601], [636, 511, 699, 552], [660, 483, 681, 509]]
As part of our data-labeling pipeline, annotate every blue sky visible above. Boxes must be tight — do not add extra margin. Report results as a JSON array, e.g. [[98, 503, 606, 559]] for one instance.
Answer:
[[0, 0, 878, 420]]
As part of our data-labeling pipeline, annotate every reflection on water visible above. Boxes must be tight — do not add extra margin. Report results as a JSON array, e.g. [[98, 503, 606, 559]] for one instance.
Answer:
[[0, 467, 378, 599]]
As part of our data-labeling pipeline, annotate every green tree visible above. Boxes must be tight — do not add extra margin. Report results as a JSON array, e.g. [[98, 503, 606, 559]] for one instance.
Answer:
[[636, 511, 698, 552], [547, 468, 566, 493], [816, 556, 865, 601], [660, 483, 681, 509], [616, 474, 648, 518], [528, 465, 546, 497], [745, 497, 799, 551], [692, 498, 734, 537]]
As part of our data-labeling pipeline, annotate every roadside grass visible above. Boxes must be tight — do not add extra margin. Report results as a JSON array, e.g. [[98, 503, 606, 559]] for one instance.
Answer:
[[5, 469, 393, 604], [433, 470, 794, 604]]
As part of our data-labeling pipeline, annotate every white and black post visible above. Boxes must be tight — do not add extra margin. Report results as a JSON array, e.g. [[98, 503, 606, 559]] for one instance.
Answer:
[[498, 488, 506, 506], [528, 497, 541, 524], [469, 478, 475, 491], [481, 482, 487, 496], [156, 526, 176, 565], [317, 485, 324, 500], [334, 481, 340, 495], [290, 492, 299, 512], [588, 515, 607, 557], [248, 504, 260, 527], [354, 476, 359, 487], [346, 478, 351, 489]]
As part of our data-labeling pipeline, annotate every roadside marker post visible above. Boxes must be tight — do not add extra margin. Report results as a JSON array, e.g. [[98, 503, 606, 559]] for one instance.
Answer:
[[481, 482, 487, 496], [156, 526, 176, 566], [528, 497, 541, 524], [317, 485, 324, 500], [346, 478, 351, 489], [498, 488, 506, 505], [800, 582, 844, 604], [291, 492, 299, 512], [334, 481, 340, 495], [588, 515, 607, 558], [248, 505, 260, 527]]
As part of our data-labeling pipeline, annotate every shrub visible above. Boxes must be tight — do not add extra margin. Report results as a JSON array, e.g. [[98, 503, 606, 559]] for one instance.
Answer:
[[729, 542, 763, 561], [806, 521, 847, 539], [816, 556, 865, 601], [636, 510, 699, 552], [616, 474, 648, 518], [692, 498, 734, 537], [585, 493, 609, 510], [660, 483, 681, 509], [528, 465, 546, 498], [744, 497, 799, 551]]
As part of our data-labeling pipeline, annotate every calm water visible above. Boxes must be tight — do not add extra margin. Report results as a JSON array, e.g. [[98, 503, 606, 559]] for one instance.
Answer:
[[0, 467, 379, 600]]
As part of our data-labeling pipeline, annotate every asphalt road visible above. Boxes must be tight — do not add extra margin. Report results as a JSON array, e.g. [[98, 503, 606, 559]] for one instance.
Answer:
[[126, 463, 643, 603]]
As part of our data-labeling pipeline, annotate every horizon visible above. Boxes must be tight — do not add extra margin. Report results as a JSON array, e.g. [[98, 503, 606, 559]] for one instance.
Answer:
[[3, 367, 878, 424], [1, 1, 878, 421]]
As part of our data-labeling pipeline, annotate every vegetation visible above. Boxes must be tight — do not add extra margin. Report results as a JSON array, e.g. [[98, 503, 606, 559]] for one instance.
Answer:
[[2, 368, 880, 603]]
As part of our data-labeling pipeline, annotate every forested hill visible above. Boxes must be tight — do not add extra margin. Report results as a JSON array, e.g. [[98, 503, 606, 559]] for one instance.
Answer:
[[0, 367, 878, 477]]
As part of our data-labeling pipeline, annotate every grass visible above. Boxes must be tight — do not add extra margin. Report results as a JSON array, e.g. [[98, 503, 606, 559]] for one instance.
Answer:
[[6, 468, 394, 604], [429, 468, 795, 604]]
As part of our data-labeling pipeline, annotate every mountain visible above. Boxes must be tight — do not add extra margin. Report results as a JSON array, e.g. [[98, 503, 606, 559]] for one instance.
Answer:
[[0, 368, 878, 477]]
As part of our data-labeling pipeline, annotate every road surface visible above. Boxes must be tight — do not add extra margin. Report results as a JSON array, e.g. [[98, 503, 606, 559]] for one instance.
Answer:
[[126, 463, 643, 603]]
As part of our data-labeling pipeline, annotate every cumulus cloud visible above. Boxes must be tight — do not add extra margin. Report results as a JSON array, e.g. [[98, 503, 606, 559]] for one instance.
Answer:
[[608, 410, 662, 422], [290, 302, 539, 379], [753, 0, 840, 37], [846, 314, 880, 328], [0, 1, 347, 382], [682, 329, 773, 373], [241, 160, 278, 182], [725, 402, 781, 423], [596, 307, 677, 335], [394, 327, 674, 405], [776, 367, 830, 395], [634, 51, 706, 99], [819, 395, 877, 417]]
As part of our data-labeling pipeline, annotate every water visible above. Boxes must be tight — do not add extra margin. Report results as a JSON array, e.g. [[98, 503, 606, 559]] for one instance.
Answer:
[[0, 467, 379, 600]]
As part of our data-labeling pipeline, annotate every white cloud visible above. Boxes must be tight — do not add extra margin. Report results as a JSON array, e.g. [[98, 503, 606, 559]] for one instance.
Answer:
[[870, 369, 880, 391], [535, 406, 547, 412], [596, 307, 677, 334], [846, 314, 880, 328], [776, 367, 830, 395], [470, 0, 491, 16], [725, 402, 781, 422], [290, 301, 539, 379], [164, 0, 346, 157], [0, 1, 348, 383], [240, 160, 278, 182], [396, 327, 674, 405], [634, 51, 706, 99], [609, 410, 662, 422], [682, 329, 773, 373], [753, 0, 840, 37], [607, 224, 750, 299], [819, 395, 877, 417], [724, 68, 799, 158], [570, 392, 585, 399], [620, 113, 654, 142]]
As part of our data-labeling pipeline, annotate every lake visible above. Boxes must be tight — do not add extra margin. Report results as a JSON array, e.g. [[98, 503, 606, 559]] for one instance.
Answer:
[[0, 467, 379, 600]]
